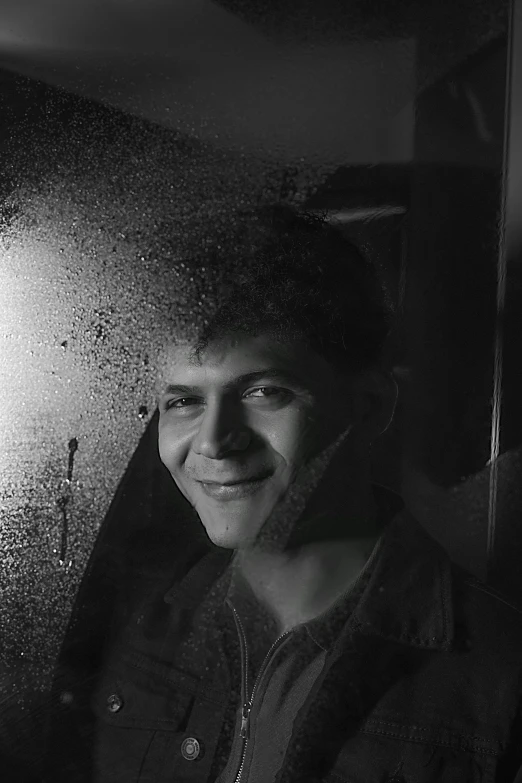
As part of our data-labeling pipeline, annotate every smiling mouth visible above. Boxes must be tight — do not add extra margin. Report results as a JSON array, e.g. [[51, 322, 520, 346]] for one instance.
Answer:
[[197, 475, 270, 500], [198, 473, 271, 487]]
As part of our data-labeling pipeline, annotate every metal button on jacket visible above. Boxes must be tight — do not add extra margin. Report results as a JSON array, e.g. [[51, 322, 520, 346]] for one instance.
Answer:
[[106, 693, 124, 713], [181, 737, 201, 761]]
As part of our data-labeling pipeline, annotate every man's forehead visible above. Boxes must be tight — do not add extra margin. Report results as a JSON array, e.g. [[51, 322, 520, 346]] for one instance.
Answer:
[[158, 336, 250, 369], [155, 334, 330, 389], [157, 340, 201, 367]]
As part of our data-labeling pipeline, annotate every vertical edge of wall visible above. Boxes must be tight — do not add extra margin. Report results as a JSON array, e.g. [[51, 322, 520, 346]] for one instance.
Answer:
[[400, 36, 508, 581], [488, 0, 522, 601]]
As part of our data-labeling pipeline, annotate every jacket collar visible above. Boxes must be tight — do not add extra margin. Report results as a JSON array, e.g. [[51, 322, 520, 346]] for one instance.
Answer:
[[305, 508, 455, 653], [164, 501, 455, 654], [163, 545, 232, 608]]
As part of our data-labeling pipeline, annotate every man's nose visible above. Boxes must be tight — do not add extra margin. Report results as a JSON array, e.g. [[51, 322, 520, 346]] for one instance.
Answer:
[[192, 401, 250, 459]]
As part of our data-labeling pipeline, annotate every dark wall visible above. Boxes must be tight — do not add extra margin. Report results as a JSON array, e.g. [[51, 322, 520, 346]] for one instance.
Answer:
[[400, 41, 510, 584]]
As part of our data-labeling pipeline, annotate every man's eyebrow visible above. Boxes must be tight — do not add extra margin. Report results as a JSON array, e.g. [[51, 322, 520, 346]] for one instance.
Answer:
[[162, 384, 200, 397], [161, 369, 311, 396]]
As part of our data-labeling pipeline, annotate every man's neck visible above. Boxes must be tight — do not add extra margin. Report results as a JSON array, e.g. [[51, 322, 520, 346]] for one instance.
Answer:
[[234, 536, 379, 635], [233, 488, 382, 635]]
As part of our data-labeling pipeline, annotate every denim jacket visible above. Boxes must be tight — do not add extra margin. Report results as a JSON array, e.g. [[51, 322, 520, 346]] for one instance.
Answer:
[[46, 506, 522, 783]]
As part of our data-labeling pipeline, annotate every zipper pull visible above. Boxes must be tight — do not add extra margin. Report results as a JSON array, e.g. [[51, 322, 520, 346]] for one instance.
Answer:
[[240, 703, 251, 739]]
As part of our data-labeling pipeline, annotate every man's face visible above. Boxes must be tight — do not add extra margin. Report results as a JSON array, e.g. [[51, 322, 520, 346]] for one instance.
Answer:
[[157, 333, 354, 550]]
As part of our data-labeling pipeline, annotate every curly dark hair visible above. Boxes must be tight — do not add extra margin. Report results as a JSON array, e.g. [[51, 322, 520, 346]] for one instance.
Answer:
[[193, 204, 395, 374]]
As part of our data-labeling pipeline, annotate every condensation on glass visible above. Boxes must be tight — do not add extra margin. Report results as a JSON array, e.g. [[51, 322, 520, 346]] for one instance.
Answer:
[[0, 0, 518, 776]]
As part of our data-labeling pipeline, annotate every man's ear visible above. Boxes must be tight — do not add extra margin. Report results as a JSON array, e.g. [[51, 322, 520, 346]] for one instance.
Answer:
[[351, 369, 398, 440]]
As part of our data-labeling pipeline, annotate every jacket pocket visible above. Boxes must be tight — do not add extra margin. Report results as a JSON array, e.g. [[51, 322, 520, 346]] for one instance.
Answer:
[[321, 732, 497, 783], [91, 650, 197, 731], [90, 651, 200, 782]]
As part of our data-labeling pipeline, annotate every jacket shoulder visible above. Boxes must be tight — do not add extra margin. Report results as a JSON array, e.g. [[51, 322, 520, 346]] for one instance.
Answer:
[[452, 563, 522, 659]]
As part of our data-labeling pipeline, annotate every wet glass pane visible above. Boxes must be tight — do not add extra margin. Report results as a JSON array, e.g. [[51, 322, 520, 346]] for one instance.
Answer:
[[0, 0, 519, 780]]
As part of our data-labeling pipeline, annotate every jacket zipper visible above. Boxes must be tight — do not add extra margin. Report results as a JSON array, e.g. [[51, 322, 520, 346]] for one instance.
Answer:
[[226, 599, 293, 783]]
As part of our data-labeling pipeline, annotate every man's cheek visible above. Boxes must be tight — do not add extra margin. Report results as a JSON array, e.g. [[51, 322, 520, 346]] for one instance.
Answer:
[[157, 439, 169, 469], [167, 466, 193, 504], [158, 439, 182, 483]]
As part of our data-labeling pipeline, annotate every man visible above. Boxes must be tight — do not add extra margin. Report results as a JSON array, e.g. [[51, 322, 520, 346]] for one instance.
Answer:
[[48, 206, 522, 782]]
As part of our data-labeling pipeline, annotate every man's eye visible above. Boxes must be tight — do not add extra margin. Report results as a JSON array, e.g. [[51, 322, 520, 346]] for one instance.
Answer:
[[165, 397, 200, 410], [245, 387, 288, 399]]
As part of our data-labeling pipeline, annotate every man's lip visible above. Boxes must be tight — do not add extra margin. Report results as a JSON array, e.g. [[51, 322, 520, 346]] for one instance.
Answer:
[[197, 474, 270, 486]]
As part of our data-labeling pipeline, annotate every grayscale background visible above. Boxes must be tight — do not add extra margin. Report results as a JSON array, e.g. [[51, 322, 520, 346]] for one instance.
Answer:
[[0, 0, 521, 776]]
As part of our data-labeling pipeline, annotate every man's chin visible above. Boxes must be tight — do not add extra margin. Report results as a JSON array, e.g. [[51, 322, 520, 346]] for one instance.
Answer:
[[198, 514, 261, 550], [204, 530, 252, 551]]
